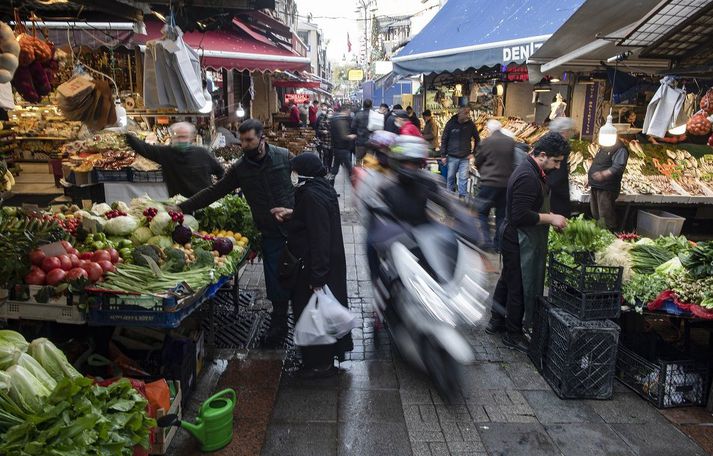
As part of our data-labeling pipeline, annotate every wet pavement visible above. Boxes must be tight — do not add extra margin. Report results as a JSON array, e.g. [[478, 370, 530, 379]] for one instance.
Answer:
[[172, 171, 713, 456]]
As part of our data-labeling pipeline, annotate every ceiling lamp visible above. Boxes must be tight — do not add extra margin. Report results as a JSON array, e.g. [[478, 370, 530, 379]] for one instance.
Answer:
[[236, 103, 245, 118], [598, 114, 618, 147], [668, 123, 687, 135]]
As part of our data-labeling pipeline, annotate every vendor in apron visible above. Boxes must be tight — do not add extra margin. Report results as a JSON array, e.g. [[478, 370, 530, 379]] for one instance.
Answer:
[[485, 133, 570, 352]]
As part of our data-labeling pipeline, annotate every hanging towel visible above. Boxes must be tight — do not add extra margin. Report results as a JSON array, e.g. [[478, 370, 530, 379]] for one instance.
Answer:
[[643, 77, 685, 138]]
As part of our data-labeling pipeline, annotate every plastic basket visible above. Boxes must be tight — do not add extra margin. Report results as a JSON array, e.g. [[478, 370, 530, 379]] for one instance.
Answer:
[[616, 345, 708, 408], [528, 297, 551, 372], [93, 168, 130, 182], [636, 210, 685, 238], [548, 254, 623, 320], [543, 308, 620, 400], [130, 170, 164, 183], [3, 300, 86, 324]]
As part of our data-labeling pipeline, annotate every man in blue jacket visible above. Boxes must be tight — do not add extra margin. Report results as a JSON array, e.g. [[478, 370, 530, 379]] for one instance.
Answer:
[[440, 105, 480, 198]]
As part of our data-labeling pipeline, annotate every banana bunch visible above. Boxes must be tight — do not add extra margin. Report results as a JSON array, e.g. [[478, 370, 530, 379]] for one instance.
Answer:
[[628, 140, 646, 159], [2, 168, 14, 191]]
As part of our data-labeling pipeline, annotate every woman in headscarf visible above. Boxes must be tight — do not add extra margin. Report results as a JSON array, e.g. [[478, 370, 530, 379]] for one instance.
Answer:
[[271, 152, 352, 378]]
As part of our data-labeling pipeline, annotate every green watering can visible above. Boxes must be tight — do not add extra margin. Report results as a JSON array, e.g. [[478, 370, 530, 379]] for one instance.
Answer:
[[158, 389, 236, 452]]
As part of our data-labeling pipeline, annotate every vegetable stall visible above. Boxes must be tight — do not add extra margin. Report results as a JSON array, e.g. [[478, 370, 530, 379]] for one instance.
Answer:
[[0, 192, 257, 454]]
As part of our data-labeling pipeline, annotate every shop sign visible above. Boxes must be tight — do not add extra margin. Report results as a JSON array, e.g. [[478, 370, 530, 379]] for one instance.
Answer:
[[581, 83, 599, 137], [348, 69, 365, 81], [285, 93, 310, 104], [502, 42, 544, 63], [506, 66, 529, 82]]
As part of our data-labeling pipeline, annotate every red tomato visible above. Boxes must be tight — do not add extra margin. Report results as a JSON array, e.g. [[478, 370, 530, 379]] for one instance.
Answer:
[[46, 268, 67, 286], [68, 254, 80, 267], [79, 252, 94, 260], [60, 240, 73, 252], [29, 249, 46, 266], [79, 260, 91, 269], [93, 250, 112, 263], [24, 269, 46, 285], [97, 260, 115, 273], [57, 254, 73, 271], [41, 256, 62, 273], [66, 268, 88, 281], [107, 248, 120, 264], [67, 248, 79, 256], [84, 262, 104, 282]]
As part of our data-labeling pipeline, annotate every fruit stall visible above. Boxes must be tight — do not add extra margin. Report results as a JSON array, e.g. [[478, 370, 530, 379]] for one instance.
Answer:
[[543, 216, 713, 408]]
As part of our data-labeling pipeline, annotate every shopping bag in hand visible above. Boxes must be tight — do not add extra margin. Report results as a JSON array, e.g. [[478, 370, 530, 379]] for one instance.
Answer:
[[316, 286, 358, 339], [294, 292, 337, 346]]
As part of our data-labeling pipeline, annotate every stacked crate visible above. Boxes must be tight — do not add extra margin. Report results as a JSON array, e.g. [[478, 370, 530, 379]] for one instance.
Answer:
[[533, 253, 623, 399]]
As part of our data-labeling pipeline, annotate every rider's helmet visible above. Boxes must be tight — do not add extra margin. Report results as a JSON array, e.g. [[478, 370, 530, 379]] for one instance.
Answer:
[[389, 135, 430, 182]]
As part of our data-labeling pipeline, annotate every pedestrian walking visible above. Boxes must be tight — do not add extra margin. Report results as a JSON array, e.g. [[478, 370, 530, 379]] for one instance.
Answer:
[[485, 133, 569, 352], [125, 122, 224, 198], [406, 106, 421, 130], [316, 106, 333, 169], [271, 152, 352, 378], [384, 104, 403, 134], [299, 101, 309, 127], [475, 119, 515, 248], [440, 105, 480, 198], [352, 99, 372, 164], [392, 109, 422, 137], [588, 140, 629, 231], [421, 110, 438, 151], [287, 100, 301, 128], [329, 105, 356, 185], [176, 119, 294, 347], [309, 100, 320, 129], [548, 117, 575, 217]]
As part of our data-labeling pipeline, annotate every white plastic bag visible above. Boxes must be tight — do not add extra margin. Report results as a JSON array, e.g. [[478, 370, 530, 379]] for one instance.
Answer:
[[317, 286, 358, 339], [367, 109, 384, 131], [294, 293, 337, 347]]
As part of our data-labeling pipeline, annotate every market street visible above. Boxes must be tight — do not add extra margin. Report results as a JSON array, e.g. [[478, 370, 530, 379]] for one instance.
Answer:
[[168, 173, 710, 456]]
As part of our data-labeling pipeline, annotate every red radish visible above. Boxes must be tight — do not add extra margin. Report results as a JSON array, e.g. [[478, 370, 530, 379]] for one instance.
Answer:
[[107, 248, 120, 264], [41, 256, 62, 273], [29, 249, 46, 266], [24, 269, 46, 285], [66, 268, 88, 281], [57, 254, 72, 271], [97, 260, 115, 273], [84, 262, 103, 282], [68, 253, 80, 267], [79, 252, 94, 260], [46, 268, 67, 286], [60, 240, 73, 252], [93, 250, 111, 263]]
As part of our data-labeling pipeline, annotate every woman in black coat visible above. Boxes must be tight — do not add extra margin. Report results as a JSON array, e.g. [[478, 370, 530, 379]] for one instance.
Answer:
[[271, 152, 353, 377]]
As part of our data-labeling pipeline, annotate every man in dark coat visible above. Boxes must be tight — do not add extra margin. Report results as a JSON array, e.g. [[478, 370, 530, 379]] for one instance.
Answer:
[[588, 140, 628, 230], [271, 153, 352, 377], [440, 106, 480, 198], [329, 105, 356, 183], [351, 99, 372, 164], [548, 117, 575, 217], [176, 119, 294, 347], [384, 104, 403, 134]]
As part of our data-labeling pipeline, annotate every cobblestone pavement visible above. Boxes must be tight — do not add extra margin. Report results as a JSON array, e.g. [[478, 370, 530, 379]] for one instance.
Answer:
[[258, 171, 709, 456]]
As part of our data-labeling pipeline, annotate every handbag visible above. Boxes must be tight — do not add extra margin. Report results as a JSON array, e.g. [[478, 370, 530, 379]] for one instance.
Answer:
[[278, 245, 303, 289]]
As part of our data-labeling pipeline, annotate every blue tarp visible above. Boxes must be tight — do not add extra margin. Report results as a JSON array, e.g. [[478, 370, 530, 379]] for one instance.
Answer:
[[392, 0, 584, 75]]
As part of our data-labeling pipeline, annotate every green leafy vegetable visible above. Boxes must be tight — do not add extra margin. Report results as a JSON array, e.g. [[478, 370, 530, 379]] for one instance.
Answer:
[[682, 241, 713, 279], [4, 365, 51, 414], [622, 272, 669, 309], [195, 194, 261, 253], [630, 244, 675, 275], [0, 330, 28, 370], [28, 338, 82, 381], [14, 352, 56, 392]]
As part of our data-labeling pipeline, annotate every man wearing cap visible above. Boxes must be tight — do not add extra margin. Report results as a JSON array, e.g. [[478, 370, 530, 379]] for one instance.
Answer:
[[440, 105, 480, 198], [475, 119, 515, 248], [393, 109, 423, 137], [485, 133, 569, 352]]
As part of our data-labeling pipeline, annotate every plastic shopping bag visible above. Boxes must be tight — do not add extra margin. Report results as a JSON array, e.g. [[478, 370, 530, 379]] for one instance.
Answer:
[[316, 286, 358, 339], [294, 293, 337, 346], [367, 109, 384, 131]]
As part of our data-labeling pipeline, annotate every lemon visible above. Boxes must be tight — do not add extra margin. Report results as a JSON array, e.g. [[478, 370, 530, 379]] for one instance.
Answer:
[[235, 232, 242, 239], [227, 231, 234, 236]]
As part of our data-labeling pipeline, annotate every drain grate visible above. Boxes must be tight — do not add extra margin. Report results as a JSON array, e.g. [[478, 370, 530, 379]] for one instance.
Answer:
[[202, 290, 270, 349]]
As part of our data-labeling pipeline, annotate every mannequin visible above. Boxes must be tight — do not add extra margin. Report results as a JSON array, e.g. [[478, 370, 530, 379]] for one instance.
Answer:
[[550, 93, 567, 120]]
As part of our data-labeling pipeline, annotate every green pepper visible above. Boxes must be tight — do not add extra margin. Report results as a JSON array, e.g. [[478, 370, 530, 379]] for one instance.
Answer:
[[85, 234, 94, 243], [119, 239, 133, 248], [92, 241, 107, 250], [119, 247, 133, 259]]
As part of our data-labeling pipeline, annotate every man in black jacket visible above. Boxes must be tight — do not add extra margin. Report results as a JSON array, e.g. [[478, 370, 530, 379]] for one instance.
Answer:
[[440, 106, 480, 198], [485, 133, 569, 352], [125, 122, 224, 198], [384, 104, 403, 134], [548, 117, 575, 217], [588, 140, 628, 230], [176, 119, 294, 347], [351, 99, 372, 164], [330, 105, 356, 183]]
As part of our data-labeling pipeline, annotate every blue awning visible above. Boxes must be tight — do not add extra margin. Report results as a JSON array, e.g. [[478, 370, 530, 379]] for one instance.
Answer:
[[392, 0, 584, 75]]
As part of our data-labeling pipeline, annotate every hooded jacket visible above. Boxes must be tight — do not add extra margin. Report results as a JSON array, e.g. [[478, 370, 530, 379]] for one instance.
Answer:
[[440, 115, 480, 158], [125, 134, 224, 198]]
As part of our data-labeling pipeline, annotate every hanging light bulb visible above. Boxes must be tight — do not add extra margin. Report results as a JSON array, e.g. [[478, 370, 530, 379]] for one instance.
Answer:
[[236, 103, 245, 118], [598, 112, 618, 147]]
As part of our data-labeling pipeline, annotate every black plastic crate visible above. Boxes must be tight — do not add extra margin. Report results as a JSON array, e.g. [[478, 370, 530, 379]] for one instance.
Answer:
[[130, 169, 163, 183], [528, 297, 551, 372], [93, 168, 130, 182], [548, 253, 623, 320], [616, 345, 708, 408], [543, 308, 620, 400]]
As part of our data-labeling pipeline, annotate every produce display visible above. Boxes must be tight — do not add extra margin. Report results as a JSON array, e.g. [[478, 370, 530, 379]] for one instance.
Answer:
[[9, 105, 81, 139], [0, 331, 155, 454], [476, 115, 550, 144], [265, 127, 317, 156], [549, 216, 713, 317]]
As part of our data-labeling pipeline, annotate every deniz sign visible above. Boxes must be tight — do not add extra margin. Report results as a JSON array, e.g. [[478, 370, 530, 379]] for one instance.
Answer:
[[502, 42, 544, 63]]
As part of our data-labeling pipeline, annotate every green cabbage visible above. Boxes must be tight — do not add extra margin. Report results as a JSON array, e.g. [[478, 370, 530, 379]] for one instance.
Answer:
[[5, 365, 51, 414], [15, 352, 56, 392], [0, 330, 28, 370], [28, 338, 82, 381], [655, 256, 684, 276], [183, 214, 199, 231], [131, 226, 153, 245], [147, 235, 173, 249], [149, 212, 173, 235], [104, 215, 139, 236]]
